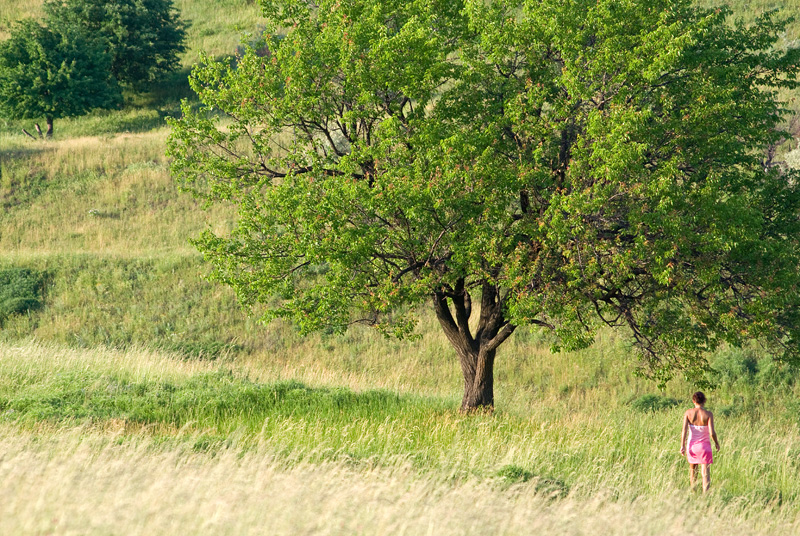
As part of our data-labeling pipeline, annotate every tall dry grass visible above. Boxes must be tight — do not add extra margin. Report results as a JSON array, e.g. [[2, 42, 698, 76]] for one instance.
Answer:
[[1, 341, 799, 509], [1, 423, 798, 536]]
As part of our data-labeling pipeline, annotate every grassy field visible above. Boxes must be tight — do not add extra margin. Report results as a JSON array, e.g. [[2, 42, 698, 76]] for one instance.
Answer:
[[4, 427, 795, 536], [2, 0, 800, 534], [2, 429, 797, 536], [0, 341, 799, 535]]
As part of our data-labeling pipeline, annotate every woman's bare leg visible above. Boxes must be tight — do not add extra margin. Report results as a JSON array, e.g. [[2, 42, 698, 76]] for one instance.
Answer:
[[701, 464, 711, 492], [689, 464, 697, 490]]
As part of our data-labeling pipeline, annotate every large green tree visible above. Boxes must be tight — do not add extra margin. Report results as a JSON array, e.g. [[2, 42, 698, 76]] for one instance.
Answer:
[[0, 19, 121, 137], [169, 0, 800, 410], [44, 0, 187, 88]]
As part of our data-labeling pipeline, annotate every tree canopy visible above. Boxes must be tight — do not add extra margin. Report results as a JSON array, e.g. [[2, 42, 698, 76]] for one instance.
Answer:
[[0, 19, 121, 137], [43, 0, 187, 88], [169, 0, 800, 411]]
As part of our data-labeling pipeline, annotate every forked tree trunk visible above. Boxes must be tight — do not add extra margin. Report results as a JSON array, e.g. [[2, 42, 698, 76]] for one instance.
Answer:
[[433, 280, 515, 412], [45, 116, 54, 138]]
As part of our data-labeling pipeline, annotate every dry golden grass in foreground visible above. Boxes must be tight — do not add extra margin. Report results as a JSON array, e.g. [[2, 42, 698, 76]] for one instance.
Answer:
[[0, 426, 796, 536]]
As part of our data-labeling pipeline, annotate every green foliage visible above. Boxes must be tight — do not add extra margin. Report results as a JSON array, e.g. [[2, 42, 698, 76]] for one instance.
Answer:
[[169, 0, 469, 337], [0, 267, 45, 324], [0, 19, 122, 134], [629, 394, 681, 413], [709, 345, 799, 389], [170, 0, 800, 402], [43, 0, 187, 88]]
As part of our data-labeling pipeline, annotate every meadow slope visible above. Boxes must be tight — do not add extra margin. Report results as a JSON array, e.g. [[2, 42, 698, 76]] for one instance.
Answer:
[[1, 0, 800, 534]]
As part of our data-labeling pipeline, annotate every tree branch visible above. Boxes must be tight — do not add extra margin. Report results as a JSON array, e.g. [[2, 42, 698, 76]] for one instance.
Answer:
[[485, 323, 517, 353]]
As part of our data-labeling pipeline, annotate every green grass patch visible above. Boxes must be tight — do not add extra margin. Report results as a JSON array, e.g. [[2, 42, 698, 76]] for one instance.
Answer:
[[0, 371, 408, 430], [0, 254, 256, 357], [495, 465, 570, 497]]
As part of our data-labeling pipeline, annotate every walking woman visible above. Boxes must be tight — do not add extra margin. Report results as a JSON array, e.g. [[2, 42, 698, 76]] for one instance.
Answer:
[[680, 391, 720, 492]]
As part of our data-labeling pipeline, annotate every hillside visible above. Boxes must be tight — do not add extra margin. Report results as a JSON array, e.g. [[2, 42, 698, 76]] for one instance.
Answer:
[[0, 0, 797, 418], [1, 0, 798, 375], [1, 1, 800, 534]]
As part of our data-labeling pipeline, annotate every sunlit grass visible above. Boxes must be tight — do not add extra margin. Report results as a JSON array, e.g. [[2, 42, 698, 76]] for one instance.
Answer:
[[0, 130, 236, 255], [2, 424, 796, 536], [1, 1, 800, 533], [0, 0, 262, 57], [0, 340, 799, 536], [1, 341, 799, 505], [175, 0, 265, 63]]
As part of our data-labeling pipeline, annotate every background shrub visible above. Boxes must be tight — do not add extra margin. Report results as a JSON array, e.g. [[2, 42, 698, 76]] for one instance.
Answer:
[[630, 394, 681, 412], [0, 267, 46, 324]]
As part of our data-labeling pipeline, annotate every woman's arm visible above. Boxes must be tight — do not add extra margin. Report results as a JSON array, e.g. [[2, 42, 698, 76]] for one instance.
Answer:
[[708, 413, 720, 451], [680, 413, 688, 456]]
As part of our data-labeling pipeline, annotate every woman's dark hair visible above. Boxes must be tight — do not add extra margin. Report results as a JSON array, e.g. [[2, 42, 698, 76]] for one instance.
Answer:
[[692, 391, 706, 405]]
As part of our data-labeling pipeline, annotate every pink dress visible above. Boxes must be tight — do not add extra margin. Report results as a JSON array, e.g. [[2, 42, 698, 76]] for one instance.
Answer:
[[686, 424, 713, 464]]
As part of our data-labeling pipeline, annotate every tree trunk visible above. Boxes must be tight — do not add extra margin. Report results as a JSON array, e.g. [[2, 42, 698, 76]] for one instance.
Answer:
[[457, 344, 496, 410], [433, 281, 515, 412], [45, 116, 53, 138]]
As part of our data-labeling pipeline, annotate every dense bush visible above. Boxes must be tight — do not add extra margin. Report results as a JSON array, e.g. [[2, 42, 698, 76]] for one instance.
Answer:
[[0, 19, 121, 137], [0, 267, 45, 323], [44, 0, 187, 88], [630, 394, 681, 413], [709, 345, 798, 389]]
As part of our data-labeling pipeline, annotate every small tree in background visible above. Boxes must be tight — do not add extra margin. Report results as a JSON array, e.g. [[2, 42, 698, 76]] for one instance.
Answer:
[[170, 0, 800, 411], [44, 0, 187, 89], [0, 19, 121, 137]]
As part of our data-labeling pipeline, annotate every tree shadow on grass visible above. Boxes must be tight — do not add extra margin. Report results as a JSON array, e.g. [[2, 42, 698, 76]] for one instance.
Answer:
[[0, 143, 67, 211], [0, 374, 422, 431], [0, 145, 52, 207], [140, 65, 196, 111], [0, 145, 49, 164]]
